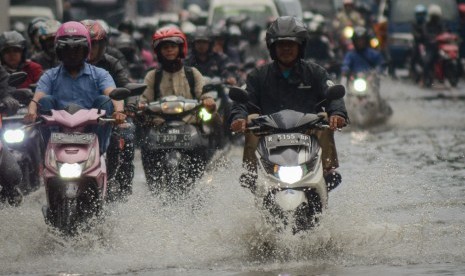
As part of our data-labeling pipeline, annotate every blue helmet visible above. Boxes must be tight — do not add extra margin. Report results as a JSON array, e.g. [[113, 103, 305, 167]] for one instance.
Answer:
[[414, 4, 427, 23]]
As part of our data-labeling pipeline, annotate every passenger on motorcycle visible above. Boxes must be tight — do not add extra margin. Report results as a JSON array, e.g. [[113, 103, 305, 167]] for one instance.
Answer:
[[81, 19, 136, 200], [0, 31, 43, 89], [341, 26, 385, 78], [30, 19, 62, 70], [184, 26, 231, 80], [0, 65, 23, 206], [24, 21, 126, 154], [421, 4, 446, 87], [229, 16, 348, 192]]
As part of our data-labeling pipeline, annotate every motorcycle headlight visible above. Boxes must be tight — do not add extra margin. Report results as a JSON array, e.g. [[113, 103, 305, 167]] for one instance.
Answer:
[[161, 101, 184, 114], [370, 38, 379, 48], [353, 78, 367, 92], [343, 26, 354, 38], [59, 163, 82, 178], [199, 107, 212, 122], [3, 129, 25, 143], [277, 166, 303, 184]]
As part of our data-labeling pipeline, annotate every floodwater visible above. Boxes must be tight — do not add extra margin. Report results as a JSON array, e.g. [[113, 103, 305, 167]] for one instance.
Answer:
[[1, 77, 465, 275]]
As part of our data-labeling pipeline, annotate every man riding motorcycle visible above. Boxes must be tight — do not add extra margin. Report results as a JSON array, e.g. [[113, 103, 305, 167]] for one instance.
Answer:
[[229, 16, 348, 192], [24, 21, 126, 154], [30, 19, 62, 70], [81, 19, 136, 200]]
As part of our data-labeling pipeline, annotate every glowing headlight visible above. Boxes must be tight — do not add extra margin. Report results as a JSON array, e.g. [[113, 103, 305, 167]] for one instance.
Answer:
[[199, 107, 212, 121], [370, 38, 379, 48], [353, 78, 367, 92], [161, 101, 184, 114], [277, 166, 303, 184], [59, 163, 82, 178], [343, 26, 354, 38], [3, 129, 25, 143]]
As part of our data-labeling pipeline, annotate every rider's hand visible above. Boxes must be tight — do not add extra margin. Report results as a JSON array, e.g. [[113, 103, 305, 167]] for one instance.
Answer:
[[23, 112, 38, 124], [329, 115, 346, 130], [202, 97, 216, 113], [230, 119, 246, 133], [225, 76, 237, 86], [112, 111, 127, 124]]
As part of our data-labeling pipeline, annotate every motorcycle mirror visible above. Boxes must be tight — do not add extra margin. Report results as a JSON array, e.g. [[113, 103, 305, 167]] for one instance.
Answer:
[[109, 88, 131, 101], [326, 84, 346, 100], [228, 86, 249, 104], [124, 83, 147, 96], [11, 88, 34, 105], [202, 80, 222, 93], [8, 72, 28, 88]]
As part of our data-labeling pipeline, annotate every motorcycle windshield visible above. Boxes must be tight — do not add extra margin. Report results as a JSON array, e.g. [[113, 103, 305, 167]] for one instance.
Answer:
[[257, 134, 320, 166], [253, 110, 321, 130]]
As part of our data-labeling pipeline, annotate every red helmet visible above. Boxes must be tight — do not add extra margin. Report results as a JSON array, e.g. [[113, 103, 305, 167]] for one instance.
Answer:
[[152, 26, 188, 58], [80, 19, 107, 41]]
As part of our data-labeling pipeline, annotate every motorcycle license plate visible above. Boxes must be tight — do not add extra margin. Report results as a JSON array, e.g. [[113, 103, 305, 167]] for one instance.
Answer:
[[154, 134, 191, 148], [50, 133, 95, 144], [265, 133, 311, 149]]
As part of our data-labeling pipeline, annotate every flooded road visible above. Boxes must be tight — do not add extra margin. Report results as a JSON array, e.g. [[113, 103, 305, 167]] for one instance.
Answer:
[[1, 77, 465, 275]]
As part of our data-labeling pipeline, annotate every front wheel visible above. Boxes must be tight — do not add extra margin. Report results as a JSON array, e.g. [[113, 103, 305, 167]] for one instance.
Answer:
[[446, 60, 459, 87]]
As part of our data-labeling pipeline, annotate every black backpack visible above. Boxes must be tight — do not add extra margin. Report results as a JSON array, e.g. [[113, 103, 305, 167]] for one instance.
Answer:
[[153, 66, 196, 100]]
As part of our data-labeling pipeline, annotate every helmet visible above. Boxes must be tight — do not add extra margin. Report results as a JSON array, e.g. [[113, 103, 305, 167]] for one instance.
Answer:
[[414, 4, 427, 23], [118, 20, 135, 34], [265, 16, 308, 60], [27, 17, 47, 42], [55, 21, 91, 62], [192, 25, 211, 42], [0, 31, 27, 53], [428, 4, 442, 19], [114, 33, 137, 62], [81, 19, 107, 41], [37, 19, 61, 39], [0, 31, 27, 64], [242, 20, 261, 37], [152, 26, 188, 58]]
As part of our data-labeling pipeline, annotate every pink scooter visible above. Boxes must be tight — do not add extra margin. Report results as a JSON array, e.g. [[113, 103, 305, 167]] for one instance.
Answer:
[[40, 86, 143, 235]]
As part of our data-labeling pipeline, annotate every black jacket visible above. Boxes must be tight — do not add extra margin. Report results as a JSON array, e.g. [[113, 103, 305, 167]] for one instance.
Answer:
[[95, 53, 130, 87], [229, 60, 348, 123]]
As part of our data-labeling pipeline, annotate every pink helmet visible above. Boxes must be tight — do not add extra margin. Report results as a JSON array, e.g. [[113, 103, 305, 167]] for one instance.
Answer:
[[55, 21, 91, 61]]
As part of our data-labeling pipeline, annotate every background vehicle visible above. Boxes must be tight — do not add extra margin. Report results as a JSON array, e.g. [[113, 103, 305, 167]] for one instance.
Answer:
[[208, 0, 280, 29], [274, 0, 303, 19], [379, 0, 460, 69]]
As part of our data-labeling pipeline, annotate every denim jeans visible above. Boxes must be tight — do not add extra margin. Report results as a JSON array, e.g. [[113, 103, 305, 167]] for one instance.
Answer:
[[39, 95, 114, 154]]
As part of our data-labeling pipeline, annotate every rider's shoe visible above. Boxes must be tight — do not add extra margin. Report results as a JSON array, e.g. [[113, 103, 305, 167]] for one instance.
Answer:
[[0, 187, 23, 207], [324, 169, 342, 192]]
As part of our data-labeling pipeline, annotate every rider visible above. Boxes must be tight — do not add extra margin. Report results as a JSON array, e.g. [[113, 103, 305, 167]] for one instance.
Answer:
[[229, 16, 348, 192], [410, 4, 428, 83], [239, 19, 269, 63], [24, 21, 126, 155], [341, 26, 385, 78], [421, 4, 445, 87], [0, 65, 23, 206], [333, 0, 366, 30], [0, 30, 43, 88], [184, 26, 233, 81], [30, 19, 62, 70], [139, 26, 220, 187], [81, 19, 136, 200]]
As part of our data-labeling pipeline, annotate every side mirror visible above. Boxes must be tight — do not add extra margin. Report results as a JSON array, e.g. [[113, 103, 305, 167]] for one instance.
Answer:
[[124, 83, 147, 96], [109, 88, 131, 101], [228, 86, 249, 104], [326, 84, 345, 100], [202, 79, 222, 93], [8, 72, 28, 88], [11, 88, 34, 105]]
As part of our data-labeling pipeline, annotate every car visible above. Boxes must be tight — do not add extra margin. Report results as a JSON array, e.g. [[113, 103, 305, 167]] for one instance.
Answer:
[[379, 0, 460, 69], [9, 6, 55, 32], [207, 0, 280, 29]]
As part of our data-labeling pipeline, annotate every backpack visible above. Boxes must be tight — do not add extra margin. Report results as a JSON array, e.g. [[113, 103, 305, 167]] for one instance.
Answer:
[[153, 66, 196, 100]]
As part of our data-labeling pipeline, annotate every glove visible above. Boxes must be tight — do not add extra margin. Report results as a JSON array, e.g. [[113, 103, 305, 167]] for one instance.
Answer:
[[1, 95, 20, 116], [230, 119, 246, 133], [202, 98, 216, 113]]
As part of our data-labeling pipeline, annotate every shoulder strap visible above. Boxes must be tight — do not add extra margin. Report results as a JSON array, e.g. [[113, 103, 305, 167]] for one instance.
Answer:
[[154, 68, 163, 100], [184, 66, 196, 99]]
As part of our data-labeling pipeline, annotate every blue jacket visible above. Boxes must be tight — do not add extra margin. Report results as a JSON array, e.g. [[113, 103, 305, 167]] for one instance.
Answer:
[[341, 48, 385, 75]]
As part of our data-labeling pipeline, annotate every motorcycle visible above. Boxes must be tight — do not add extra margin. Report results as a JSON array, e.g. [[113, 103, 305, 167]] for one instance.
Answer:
[[344, 71, 392, 127], [420, 32, 461, 87], [229, 85, 345, 234], [39, 87, 137, 235], [1, 74, 44, 194], [137, 93, 222, 199]]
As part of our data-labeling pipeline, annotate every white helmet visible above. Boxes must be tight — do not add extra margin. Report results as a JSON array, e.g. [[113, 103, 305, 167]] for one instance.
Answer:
[[428, 4, 442, 18]]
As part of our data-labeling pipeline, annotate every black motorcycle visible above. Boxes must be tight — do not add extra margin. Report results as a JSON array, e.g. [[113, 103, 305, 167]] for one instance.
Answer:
[[137, 95, 221, 198]]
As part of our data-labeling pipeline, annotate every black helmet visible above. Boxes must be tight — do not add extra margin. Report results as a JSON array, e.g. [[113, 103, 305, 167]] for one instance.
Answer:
[[242, 19, 261, 36], [192, 25, 211, 42], [0, 31, 27, 64], [265, 16, 308, 60]]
